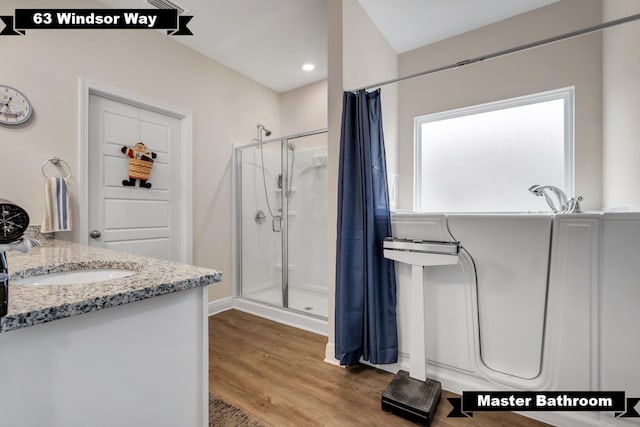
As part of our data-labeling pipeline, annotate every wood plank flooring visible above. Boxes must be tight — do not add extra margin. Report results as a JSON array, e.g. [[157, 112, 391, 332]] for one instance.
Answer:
[[209, 310, 550, 427]]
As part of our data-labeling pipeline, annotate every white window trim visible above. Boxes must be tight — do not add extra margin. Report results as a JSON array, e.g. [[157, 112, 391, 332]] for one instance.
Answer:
[[413, 87, 575, 211]]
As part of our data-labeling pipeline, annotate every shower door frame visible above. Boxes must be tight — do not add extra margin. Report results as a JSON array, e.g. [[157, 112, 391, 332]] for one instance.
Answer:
[[234, 128, 328, 314]]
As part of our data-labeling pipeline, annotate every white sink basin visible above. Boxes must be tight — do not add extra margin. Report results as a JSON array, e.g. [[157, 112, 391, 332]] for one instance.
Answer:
[[13, 269, 137, 286]]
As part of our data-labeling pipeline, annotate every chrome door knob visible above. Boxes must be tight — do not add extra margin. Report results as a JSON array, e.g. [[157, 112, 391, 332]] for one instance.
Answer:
[[90, 230, 101, 239]]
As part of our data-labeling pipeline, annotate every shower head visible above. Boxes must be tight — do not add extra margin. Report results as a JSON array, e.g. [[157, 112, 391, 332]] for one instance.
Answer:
[[256, 123, 272, 139]]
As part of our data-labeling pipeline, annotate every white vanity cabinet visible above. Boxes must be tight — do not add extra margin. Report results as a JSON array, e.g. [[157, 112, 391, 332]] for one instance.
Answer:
[[0, 286, 210, 427], [0, 239, 218, 427]]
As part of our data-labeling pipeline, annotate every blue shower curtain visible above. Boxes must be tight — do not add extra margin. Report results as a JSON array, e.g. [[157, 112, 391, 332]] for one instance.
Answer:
[[335, 89, 398, 366]]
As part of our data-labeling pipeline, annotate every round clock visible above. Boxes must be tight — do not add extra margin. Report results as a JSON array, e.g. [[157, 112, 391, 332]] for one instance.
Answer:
[[0, 199, 30, 244], [0, 85, 33, 125]]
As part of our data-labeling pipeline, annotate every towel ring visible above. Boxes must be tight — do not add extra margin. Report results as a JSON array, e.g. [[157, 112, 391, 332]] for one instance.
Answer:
[[42, 157, 71, 179]]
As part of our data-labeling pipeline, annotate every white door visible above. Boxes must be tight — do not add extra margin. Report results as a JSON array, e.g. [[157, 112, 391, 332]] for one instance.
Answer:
[[88, 94, 183, 261]]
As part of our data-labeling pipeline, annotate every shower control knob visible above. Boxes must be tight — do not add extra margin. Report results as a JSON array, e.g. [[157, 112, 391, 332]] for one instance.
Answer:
[[90, 230, 101, 239], [255, 210, 266, 224]]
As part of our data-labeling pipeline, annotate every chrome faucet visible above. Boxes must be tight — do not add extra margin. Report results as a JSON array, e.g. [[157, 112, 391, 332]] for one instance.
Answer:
[[0, 236, 40, 317], [528, 185, 583, 214], [528, 185, 567, 213]]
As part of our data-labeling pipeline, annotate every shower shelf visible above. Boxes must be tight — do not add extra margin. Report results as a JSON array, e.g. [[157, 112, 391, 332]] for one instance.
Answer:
[[275, 188, 297, 193], [275, 263, 296, 270]]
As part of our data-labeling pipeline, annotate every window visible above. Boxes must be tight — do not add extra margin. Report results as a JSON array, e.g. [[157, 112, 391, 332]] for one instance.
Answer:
[[414, 88, 574, 212]]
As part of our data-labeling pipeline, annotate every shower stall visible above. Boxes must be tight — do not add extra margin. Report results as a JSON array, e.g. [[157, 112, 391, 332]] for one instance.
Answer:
[[234, 128, 329, 322]]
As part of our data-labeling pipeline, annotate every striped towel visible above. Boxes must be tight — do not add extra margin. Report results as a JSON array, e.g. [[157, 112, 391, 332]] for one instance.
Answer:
[[41, 177, 72, 232]]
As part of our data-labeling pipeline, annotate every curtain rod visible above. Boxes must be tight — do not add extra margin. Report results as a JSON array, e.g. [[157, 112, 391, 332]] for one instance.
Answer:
[[348, 12, 640, 93]]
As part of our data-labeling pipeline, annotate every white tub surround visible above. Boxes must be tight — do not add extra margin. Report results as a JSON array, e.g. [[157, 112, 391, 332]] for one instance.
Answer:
[[385, 211, 640, 427], [0, 239, 221, 427], [600, 213, 640, 419]]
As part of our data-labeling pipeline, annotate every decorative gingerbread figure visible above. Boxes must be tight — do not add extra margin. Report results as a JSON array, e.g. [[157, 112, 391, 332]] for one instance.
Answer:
[[121, 142, 157, 188]]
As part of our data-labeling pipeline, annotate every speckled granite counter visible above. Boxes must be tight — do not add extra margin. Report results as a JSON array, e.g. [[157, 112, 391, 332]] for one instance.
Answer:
[[1, 238, 222, 333]]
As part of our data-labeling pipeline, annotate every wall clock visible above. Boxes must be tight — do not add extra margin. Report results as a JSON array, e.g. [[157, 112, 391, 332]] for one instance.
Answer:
[[0, 85, 33, 125]]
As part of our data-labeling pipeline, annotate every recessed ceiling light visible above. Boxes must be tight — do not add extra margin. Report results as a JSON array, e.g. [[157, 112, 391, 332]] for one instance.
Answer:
[[302, 63, 315, 71]]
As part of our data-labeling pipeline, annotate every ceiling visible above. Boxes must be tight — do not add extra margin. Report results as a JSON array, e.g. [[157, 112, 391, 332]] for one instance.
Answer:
[[358, 0, 562, 54], [99, 0, 561, 93]]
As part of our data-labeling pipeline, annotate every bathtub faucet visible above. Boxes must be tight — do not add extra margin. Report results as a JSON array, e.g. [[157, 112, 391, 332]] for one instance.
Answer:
[[528, 185, 583, 214]]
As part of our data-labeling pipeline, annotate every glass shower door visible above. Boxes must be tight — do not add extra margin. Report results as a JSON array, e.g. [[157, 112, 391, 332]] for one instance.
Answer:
[[285, 133, 328, 317], [236, 129, 328, 319], [237, 141, 284, 307]]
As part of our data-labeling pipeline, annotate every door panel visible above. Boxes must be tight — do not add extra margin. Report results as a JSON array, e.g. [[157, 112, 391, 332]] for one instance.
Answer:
[[104, 200, 170, 229], [105, 238, 171, 260], [104, 111, 138, 143], [89, 94, 181, 261], [140, 120, 170, 153], [104, 158, 171, 191]]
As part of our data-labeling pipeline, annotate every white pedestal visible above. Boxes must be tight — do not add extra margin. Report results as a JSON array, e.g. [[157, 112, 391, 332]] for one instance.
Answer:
[[383, 248, 458, 381]]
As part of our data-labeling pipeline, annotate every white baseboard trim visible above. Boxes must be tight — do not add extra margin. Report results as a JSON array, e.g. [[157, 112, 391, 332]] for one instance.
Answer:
[[324, 343, 341, 366], [207, 297, 234, 316], [359, 352, 409, 375], [233, 297, 328, 336], [208, 297, 328, 337]]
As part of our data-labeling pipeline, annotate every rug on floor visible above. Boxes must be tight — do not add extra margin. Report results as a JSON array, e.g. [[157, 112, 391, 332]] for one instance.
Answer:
[[209, 394, 266, 427]]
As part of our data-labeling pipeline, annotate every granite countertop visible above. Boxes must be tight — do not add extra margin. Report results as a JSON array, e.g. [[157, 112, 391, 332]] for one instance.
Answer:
[[0, 236, 222, 334]]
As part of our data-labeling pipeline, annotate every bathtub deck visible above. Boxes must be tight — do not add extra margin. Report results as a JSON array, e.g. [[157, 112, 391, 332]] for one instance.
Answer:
[[209, 310, 551, 427]]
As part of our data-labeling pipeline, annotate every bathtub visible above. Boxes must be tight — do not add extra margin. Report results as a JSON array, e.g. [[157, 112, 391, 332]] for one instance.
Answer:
[[385, 211, 640, 427]]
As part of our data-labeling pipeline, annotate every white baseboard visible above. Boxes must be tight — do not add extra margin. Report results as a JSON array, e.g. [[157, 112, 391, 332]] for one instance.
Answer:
[[324, 343, 341, 366], [207, 297, 234, 316], [359, 352, 409, 375], [208, 297, 328, 336]]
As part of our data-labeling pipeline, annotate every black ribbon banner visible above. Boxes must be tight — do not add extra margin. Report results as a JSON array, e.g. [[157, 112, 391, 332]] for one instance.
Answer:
[[1, 9, 192, 36], [447, 391, 640, 418]]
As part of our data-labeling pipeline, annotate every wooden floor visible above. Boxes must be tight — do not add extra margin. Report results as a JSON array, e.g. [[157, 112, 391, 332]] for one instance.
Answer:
[[209, 310, 550, 427]]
